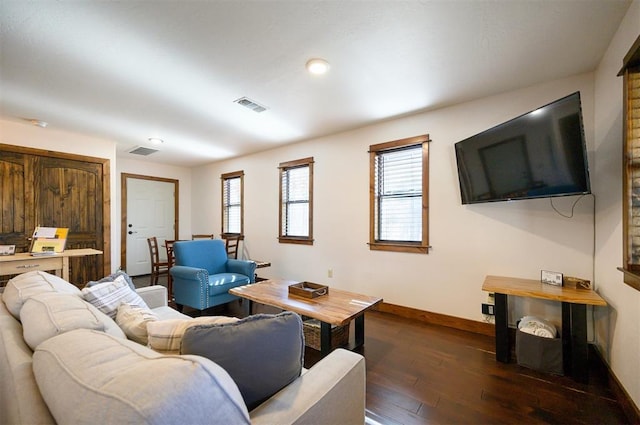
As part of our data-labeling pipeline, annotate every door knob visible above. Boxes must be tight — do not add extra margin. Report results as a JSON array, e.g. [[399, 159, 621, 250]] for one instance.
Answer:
[[128, 230, 137, 235]]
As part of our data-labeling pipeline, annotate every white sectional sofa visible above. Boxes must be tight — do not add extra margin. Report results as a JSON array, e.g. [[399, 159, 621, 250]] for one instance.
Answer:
[[0, 271, 366, 424]]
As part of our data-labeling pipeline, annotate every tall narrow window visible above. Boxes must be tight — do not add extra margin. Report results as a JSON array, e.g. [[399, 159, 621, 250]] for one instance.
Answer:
[[369, 135, 430, 253], [619, 34, 640, 292], [221, 171, 244, 236], [279, 157, 314, 245]]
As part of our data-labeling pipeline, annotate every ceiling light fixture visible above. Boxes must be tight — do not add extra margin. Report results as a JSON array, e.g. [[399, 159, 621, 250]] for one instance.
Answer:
[[147, 137, 164, 145], [306, 58, 330, 75]]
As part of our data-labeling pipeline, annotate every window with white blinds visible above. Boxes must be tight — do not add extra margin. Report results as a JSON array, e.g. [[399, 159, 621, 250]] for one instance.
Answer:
[[369, 135, 430, 253], [620, 35, 640, 292], [221, 171, 243, 235], [279, 157, 314, 244]]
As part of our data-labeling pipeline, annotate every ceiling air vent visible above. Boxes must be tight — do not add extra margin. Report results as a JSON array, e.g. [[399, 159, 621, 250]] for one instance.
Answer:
[[234, 97, 268, 113], [128, 146, 159, 156]]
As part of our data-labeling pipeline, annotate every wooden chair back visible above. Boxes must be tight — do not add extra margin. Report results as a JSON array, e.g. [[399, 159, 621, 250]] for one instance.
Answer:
[[164, 240, 176, 300], [224, 235, 241, 259], [146, 236, 169, 286], [165, 240, 176, 264], [192, 234, 215, 240]]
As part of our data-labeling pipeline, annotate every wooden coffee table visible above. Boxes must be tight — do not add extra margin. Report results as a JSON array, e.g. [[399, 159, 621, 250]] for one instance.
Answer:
[[230, 279, 382, 355]]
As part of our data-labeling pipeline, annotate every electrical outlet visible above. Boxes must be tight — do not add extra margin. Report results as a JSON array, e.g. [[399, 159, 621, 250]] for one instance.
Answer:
[[481, 303, 495, 315], [328, 269, 333, 278]]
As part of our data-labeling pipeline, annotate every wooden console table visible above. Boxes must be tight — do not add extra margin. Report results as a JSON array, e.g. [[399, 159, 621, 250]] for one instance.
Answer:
[[482, 275, 607, 384], [0, 249, 103, 282]]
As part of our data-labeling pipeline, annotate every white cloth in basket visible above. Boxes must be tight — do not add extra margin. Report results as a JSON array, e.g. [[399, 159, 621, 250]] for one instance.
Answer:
[[518, 315, 557, 338]]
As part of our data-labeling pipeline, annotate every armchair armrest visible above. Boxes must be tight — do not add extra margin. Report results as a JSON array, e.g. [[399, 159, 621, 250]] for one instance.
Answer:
[[170, 265, 208, 282], [249, 349, 365, 425], [227, 259, 257, 283], [136, 286, 168, 309], [170, 265, 210, 310]]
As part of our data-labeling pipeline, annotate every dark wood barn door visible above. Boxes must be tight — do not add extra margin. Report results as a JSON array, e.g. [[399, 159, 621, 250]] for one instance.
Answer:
[[0, 144, 110, 286]]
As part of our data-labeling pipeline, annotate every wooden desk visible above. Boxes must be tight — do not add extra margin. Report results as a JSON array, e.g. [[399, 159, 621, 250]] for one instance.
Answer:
[[482, 275, 607, 383], [0, 249, 103, 282], [230, 279, 382, 356]]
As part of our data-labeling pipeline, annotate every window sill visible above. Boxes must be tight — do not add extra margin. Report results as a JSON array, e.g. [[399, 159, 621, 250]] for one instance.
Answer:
[[617, 267, 640, 292], [369, 242, 430, 254], [279, 237, 314, 245]]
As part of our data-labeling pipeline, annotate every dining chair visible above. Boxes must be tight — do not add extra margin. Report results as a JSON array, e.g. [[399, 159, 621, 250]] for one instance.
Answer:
[[191, 234, 215, 240], [146, 236, 169, 286], [224, 234, 241, 259], [165, 240, 176, 300]]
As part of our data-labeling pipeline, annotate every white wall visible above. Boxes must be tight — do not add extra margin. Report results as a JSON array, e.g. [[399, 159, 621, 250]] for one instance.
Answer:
[[192, 72, 596, 329], [593, 0, 640, 409], [0, 118, 119, 270]]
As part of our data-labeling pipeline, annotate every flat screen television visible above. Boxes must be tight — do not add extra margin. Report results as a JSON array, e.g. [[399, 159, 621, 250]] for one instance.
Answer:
[[454, 91, 591, 204]]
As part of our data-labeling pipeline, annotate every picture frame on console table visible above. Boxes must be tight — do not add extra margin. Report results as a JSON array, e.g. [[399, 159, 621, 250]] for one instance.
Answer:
[[541, 270, 563, 286], [0, 245, 16, 256]]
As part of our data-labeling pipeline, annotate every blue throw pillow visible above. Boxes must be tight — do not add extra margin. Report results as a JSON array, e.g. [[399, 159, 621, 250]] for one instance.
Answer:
[[181, 312, 304, 410]]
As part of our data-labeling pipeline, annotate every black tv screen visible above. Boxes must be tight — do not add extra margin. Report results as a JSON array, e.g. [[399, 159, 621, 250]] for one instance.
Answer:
[[454, 92, 591, 204]]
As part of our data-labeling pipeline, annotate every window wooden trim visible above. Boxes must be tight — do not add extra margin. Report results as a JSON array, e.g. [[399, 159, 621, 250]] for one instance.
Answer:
[[220, 170, 244, 237], [369, 135, 430, 254], [619, 34, 640, 292], [278, 157, 314, 245]]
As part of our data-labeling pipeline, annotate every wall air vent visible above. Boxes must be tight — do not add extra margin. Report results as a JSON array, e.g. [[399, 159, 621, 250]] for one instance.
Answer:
[[128, 146, 159, 156], [234, 97, 268, 113]]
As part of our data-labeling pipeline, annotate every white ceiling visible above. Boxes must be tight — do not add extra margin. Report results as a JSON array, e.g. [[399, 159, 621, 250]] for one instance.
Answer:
[[0, 0, 632, 167]]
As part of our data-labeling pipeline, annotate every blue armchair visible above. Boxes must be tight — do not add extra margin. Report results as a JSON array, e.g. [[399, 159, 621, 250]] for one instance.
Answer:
[[170, 239, 256, 313]]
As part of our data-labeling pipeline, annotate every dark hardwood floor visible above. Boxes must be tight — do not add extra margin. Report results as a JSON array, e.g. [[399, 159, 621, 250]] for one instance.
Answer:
[[134, 276, 629, 425], [357, 312, 627, 425]]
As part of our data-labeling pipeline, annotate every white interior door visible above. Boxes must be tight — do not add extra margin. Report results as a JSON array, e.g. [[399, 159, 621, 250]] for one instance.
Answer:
[[125, 178, 176, 276]]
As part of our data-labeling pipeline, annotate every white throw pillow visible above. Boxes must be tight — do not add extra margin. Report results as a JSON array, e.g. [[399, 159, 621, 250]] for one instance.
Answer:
[[82, 275, 148, 319], [115, 303, 158, 344], [518, 315, 557, 338], [2, 271, 81, 319], [21, 292, 125, 350], [146, 316, 239, 354]]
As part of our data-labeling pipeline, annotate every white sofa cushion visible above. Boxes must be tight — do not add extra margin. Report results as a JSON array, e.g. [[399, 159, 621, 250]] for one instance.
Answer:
[[0, 301, 56, 425], [115, 303, 158, 344], [2, 271, 82, 319], [146, 316, 239, 354], [151, 305, 191, 320], [20, 293, 125, 350], [82, 275, 148, 319], [33, 329, 250, 425]]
